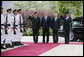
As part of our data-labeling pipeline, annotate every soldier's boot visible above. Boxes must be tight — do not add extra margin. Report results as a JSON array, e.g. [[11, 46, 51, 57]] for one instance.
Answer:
[[18, 41, 24, 45], [6, 44, 14, 48], [15, 42, 20, 46], [12, 42, 16, 47], [1, 44, 6, 49]]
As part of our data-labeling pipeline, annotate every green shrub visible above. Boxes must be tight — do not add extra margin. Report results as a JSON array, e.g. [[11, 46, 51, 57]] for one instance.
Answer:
[[49, 29, 53, 35], [23, 29, 53, 36], [39, 29, 43, 36], [23, 29, 33, 36]]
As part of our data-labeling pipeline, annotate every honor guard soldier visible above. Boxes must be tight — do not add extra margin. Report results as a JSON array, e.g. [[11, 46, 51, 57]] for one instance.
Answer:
[[17, 9, 24, 45], [1, 8, 6, 49], [12, 9, 20, 46], [4, 8, 14, 48]]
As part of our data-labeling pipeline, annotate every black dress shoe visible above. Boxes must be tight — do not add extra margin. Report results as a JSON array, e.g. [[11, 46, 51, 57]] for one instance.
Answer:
[[43, 41, 45, 43], [65, 43, 69, 44], [34, 41, 37, 43], [34, 41, 36, 43], [55, 42, 58, 43], [36, 41, 38, 43], [46, 41, 49, 43], [53, 41, 56, 43]]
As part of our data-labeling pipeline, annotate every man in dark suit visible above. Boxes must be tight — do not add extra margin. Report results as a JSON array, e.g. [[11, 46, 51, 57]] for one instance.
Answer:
[[51, 12, 60, 43], [41, 12, 51, 43], [63, 12, 72, 44], [29, 12, 40, 43]]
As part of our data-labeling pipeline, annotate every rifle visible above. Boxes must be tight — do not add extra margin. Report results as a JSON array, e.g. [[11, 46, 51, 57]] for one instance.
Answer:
[[13, 25, 18, 34], [1, 24, 4, 29], [22, 12, 27, 32], [19, 23, 27, 32], [22, 22, 27, 32], [19, 15, 22, 32], [4, 24, 10, 34], [19, 23, 23, 32], [4, 15, 10, 34], [19, 15, 27, 32], [13, 16, 18, 34], [1, 24, 4, 35]]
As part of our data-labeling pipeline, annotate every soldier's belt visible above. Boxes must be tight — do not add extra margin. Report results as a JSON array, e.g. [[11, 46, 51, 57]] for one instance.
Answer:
[[4, 24, 10, 27], [19, 23, 23, 25], [13, 25, 18, 26], [1, 24, 4, 26], [4, 24, 10, 29], [19, 23, 27, 26], [1, 24, 4, 29]]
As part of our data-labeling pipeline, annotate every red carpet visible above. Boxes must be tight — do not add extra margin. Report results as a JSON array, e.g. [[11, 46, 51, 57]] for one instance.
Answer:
[[1, 43, 61, 56], [1, 42, 83, 56], [69, 42, 83, 45]]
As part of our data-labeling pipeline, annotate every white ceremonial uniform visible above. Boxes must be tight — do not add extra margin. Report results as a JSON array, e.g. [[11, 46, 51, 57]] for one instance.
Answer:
[[1, 14, 5, 44], [4, 13, 14, 44], [12, 14, 20, 42], [17, 13, 23, 42]]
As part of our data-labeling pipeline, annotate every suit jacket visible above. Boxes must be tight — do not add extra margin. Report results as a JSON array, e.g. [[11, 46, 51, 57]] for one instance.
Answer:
[[41, 16, 51, 30], [52, 18, 60, 30], [63, 17, 72, 31], [29, 16, 40, 30]]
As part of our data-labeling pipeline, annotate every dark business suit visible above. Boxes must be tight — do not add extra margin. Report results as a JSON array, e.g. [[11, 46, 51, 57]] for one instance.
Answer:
[[52, 18, 60, 43], [63, 17, 72, 43], [29, 16, 40, 43], [41, 16, 51, 43]]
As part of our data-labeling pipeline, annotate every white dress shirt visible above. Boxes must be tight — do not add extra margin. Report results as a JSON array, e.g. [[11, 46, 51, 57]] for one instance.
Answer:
[[66, 17, 69, 20]]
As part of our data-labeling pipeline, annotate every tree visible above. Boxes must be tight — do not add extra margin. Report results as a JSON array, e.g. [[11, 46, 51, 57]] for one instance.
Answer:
[[12, 1, 83, 18], [55, 1, 83, 18]]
